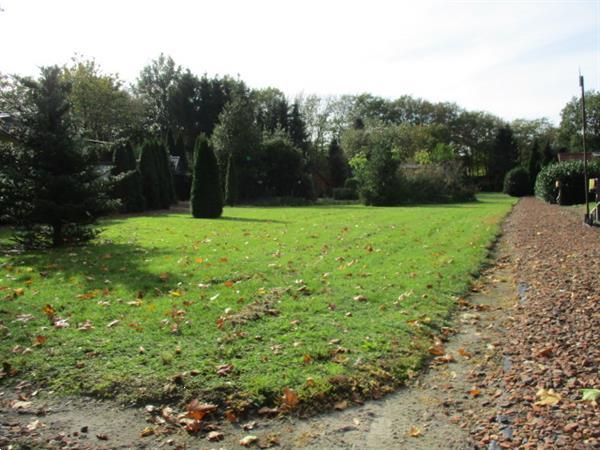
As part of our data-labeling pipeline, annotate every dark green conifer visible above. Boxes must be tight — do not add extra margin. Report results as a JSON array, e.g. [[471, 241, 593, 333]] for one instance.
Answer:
[[191, 135, 223, 218], [225, 153, 238, 206], [139, 140, 161, 210]]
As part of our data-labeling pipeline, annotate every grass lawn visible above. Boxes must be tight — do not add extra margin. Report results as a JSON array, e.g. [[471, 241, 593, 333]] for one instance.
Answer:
[[0, 193, 515, 413]]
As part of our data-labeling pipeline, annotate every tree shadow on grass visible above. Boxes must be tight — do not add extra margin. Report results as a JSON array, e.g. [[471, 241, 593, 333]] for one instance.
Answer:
[[2, 239, 183, 296]]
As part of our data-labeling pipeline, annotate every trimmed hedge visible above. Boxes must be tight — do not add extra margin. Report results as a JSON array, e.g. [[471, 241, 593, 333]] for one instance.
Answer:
[[503, 167, 530, 197], [535, 160, 600, 205]]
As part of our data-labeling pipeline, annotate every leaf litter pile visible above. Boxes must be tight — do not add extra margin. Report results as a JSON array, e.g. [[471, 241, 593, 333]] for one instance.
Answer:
[[469, 198, 599, 449], [0, 194, 516, 445]]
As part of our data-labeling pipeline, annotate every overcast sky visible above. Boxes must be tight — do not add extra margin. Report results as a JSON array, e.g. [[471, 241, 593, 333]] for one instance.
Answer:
[[0, 0, 598, 123]]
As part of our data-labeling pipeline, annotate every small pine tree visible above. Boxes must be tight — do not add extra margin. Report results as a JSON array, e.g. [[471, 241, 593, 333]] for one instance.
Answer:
[[191, 135, 223, 218], [225, 153, 238, 206], [139, 140, 161, 210], [1, 66, 115, 247], [154, 141, 176, 207]]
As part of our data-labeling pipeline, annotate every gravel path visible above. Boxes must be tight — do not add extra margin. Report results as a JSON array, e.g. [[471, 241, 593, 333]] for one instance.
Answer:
[[470, 197, 599, 449]]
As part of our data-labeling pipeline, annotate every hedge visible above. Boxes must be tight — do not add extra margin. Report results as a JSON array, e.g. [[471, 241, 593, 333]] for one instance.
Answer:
[[503, 167, 530, 197], [535, 160, 600, 205]]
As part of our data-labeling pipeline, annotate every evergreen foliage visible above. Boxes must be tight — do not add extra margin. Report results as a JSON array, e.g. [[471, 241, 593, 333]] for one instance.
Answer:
[[352, 145, 401, 206], [225, 153, 238, 206], [535, 160, 600, 205], [503, 167, 531, 197], [191, 135, 223, 218], [527, 139, 541, 190], [488, 126, 519, 191], [112, 141, 145, 212], [328, 138, 349, 188], [0, 66, 115, 247], [541, 142, 555, 167], [139, 140, 161, 210]]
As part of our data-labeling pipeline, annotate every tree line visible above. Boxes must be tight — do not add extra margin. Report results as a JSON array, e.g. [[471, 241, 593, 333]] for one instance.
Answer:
[[1, 54, 598, 245]]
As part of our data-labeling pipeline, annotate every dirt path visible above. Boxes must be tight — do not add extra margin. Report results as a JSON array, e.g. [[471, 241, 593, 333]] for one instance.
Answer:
[[4, 198, 596, 449]]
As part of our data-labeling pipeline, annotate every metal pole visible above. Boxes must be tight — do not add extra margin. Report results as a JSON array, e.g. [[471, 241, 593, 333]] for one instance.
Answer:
[[580, 73, 590, 224]]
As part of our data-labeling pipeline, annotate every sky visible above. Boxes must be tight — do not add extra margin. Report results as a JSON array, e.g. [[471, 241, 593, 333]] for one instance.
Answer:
[[0, 0, 598, 124]]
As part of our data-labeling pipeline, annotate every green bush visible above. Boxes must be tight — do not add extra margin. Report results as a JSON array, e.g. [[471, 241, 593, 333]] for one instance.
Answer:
[[535, 160, 600, 205], [400, 164, 476, 204], [503, 167, 530, 197]]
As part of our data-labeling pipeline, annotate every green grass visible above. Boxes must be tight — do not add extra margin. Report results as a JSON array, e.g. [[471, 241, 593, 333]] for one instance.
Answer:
[[0, 193, 515, 412]]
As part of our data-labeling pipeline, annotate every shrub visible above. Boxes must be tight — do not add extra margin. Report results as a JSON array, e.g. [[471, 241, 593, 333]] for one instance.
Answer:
[[535, 160, 600, 205], [503, 167, 531, 197], [400, 164, 476, 204]]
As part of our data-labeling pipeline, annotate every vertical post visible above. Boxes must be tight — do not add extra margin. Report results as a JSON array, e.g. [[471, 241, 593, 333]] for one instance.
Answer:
[[580, 73, 590, 224]]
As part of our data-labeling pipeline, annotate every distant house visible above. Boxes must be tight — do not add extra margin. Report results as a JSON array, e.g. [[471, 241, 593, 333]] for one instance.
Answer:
[[557, 152, 600, 162]]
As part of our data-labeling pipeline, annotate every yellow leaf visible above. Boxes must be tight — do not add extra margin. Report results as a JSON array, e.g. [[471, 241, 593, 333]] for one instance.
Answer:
[[535, 388, 561, 406], [408, 426, 422, 437], [169, 290, 182, 297], [14, 288, 25, 297]]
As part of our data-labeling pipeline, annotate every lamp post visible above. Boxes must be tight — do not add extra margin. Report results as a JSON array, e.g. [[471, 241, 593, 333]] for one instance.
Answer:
[[580, 73, 590, 224]]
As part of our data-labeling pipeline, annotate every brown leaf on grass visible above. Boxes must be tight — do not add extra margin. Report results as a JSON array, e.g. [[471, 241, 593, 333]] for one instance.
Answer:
[[433, 354, 454, 364], [14, 288, 25, 297], [78, 320, 94, 331], [42, 304, 55, 317], [224, 280, 234, 288], [159, 272, 169, 282], [216, 364, 233, 376], [303, 354, 313, 364], [353, 295, 368, 302], [53, 318, 69, 328], [33, 335, 47, 346], [282, 387, 299, 408]]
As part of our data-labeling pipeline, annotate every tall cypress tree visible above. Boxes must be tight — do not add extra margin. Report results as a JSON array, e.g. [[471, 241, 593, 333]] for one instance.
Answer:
[[191, 135, 222, 218], [225, 153, 238, 206], [328, 138, 349, 188], [488, 126, 518, 191], [112, 141, 145, 212], [541, 142, 555, 167], [172, 133, 189, 173], [154, 141, 176, 207], [139, 140, 161, 210]]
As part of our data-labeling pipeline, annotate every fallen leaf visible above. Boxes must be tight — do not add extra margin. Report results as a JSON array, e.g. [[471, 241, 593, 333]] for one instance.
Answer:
[[26, 419, 43, 431], [33, 335, 47, 346], [428, 344, 445, 356], [207, 431, 224, 442], [303, 354, 313, 364], [535, 388, 561, 406], [581, 388, 600, 403], [225, 410, 238, 422], [159, 272, 169, 282], [53, 318, 70, 328], [242, 421, 257, 431], [334, 400, 348, 410], [353, 295, 368, 302], [282, 387, 299, 408], [14, 288, 25, 297], [10, 400, 32, 409], [106, 319, 120, 328], [408, 426, 422, 437], [78, 320, 94, 331], [186, 399, 217, 421], [216, 364, 233, 376], [140, 426, 154, 437], [42, 304, 55, 316], [240, 435, 259, 446], [458, 348, 472, 358], [469, 388, 481, 397], [96, 434, 109, 441], [224, 280, 234, 288]]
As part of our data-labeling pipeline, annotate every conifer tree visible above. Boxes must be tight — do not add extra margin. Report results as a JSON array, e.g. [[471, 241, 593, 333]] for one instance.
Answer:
[[328, 138, 349, 188], [225, 153, 238, 206], [541, 142, 555, 166], [112, 141, 145, 212], [0, 66, 115, 247], [191, 135, 222, 218], [139, 140, 161, 209], [173, 133, 188, 172], [527, 139, 541, 191]]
